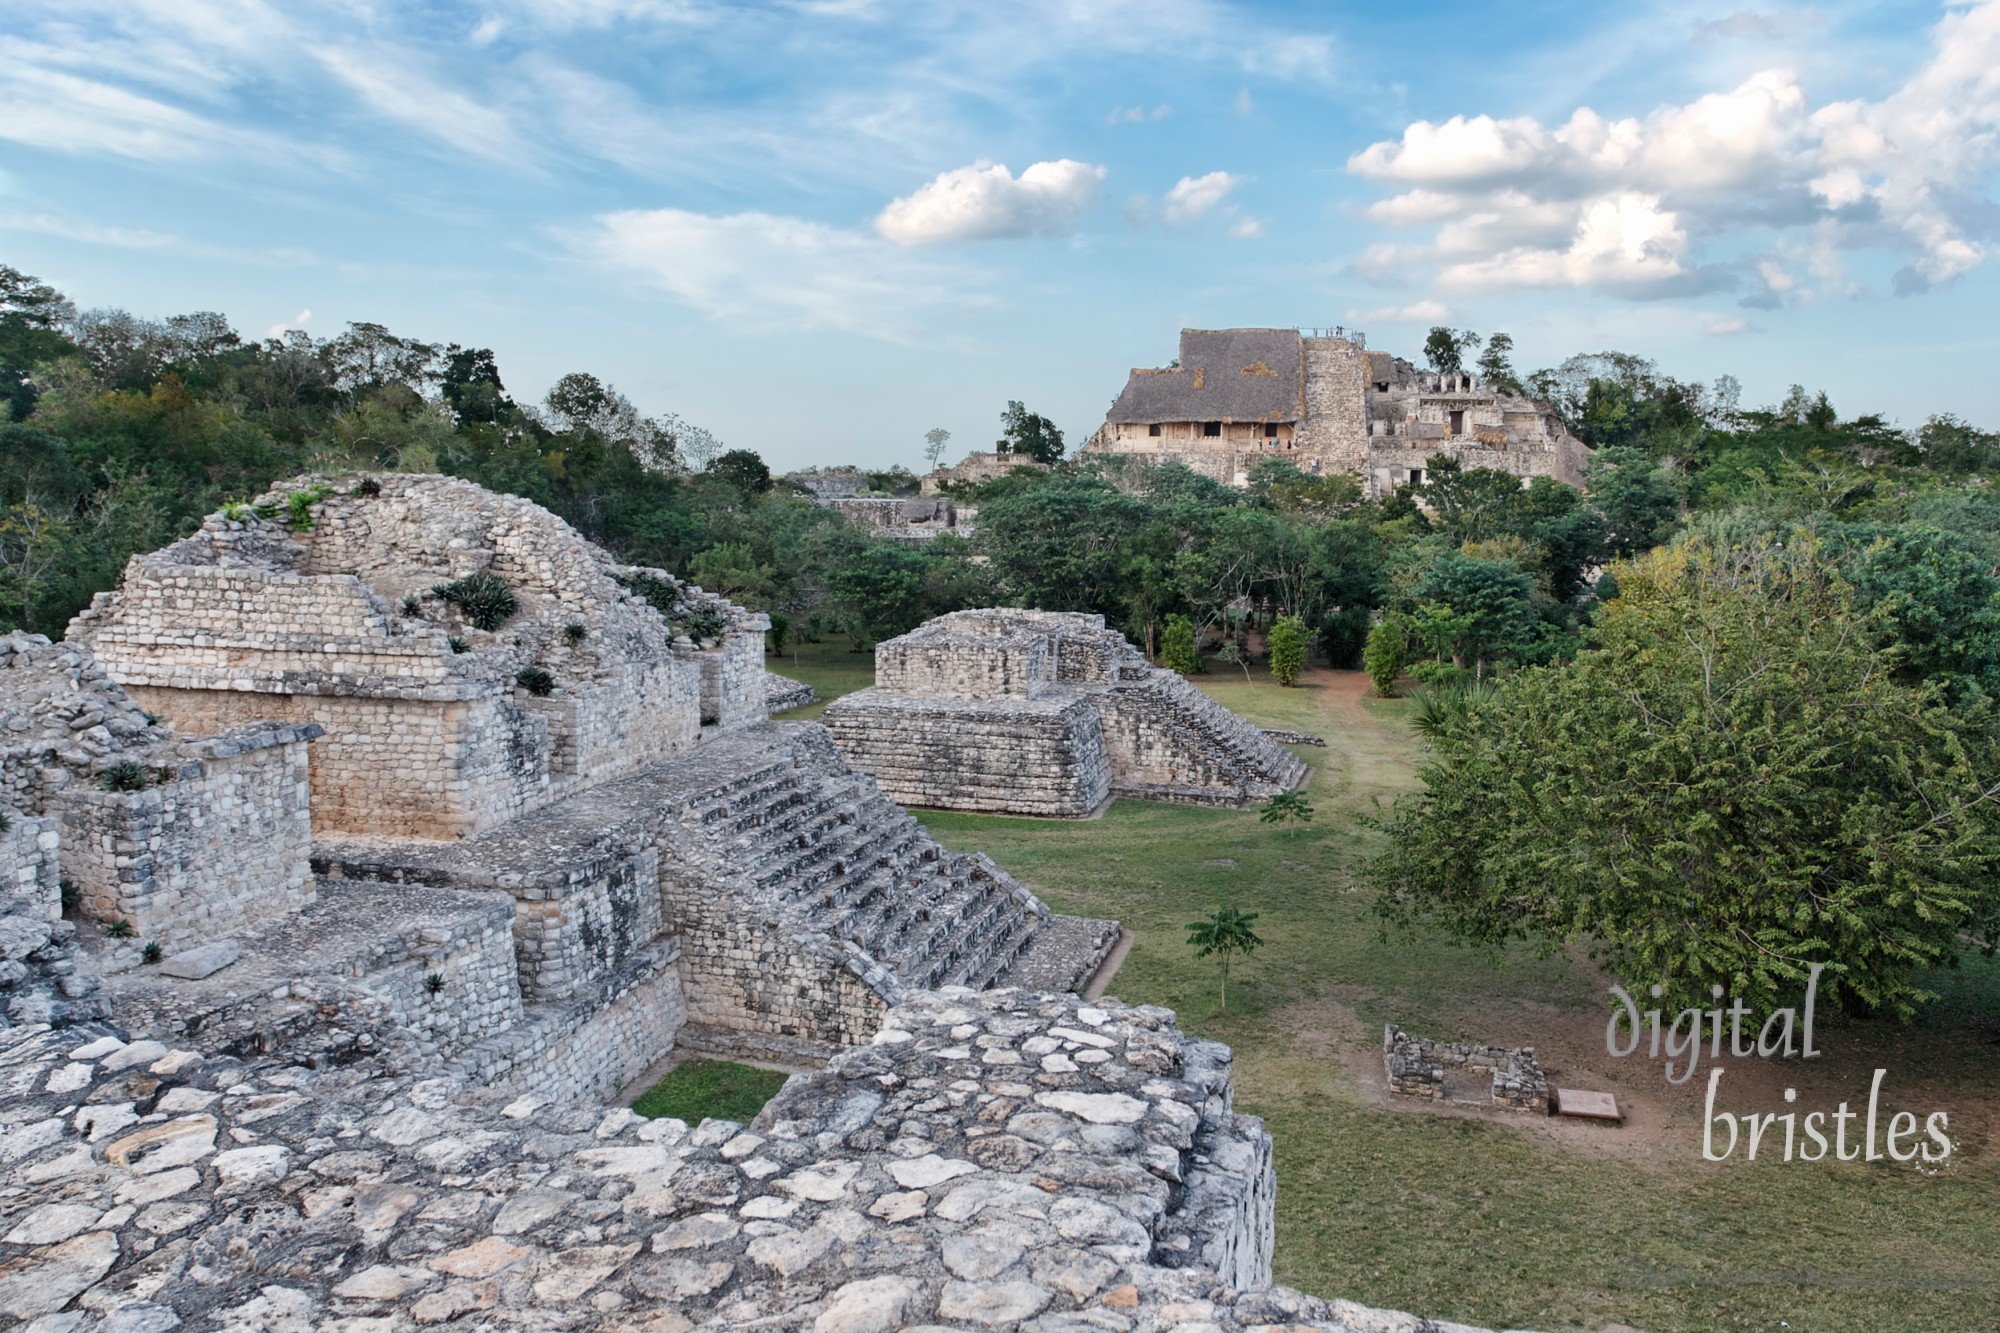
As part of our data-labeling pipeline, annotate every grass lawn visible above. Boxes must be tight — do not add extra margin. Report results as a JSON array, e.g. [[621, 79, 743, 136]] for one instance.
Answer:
[[765, 634, 878, 722], [631, 1057, 791, 1125], [911, 661, 2000, 1333]]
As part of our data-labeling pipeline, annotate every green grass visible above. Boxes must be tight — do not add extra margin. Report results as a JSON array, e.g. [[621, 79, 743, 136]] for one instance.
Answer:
[[631, 1058, 790, 1125], [766, 633, 877, 722], [912, 663, 2000, 1333]]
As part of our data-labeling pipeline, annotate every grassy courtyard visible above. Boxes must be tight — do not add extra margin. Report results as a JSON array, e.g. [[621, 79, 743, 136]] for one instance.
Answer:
[[889, 659, 2000, 1333]]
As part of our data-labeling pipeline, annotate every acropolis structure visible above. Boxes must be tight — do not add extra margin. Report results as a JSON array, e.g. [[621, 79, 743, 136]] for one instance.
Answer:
[[1087, 327, 1590, 497], [0, 475, 1499, 1333]]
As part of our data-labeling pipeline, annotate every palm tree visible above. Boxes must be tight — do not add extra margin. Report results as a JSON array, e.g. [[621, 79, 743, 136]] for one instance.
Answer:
[[1186, 906, 1263, 1012]]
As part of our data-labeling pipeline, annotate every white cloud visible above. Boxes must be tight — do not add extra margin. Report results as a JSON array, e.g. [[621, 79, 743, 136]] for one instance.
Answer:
[[875, 159, 1106, 245], [1703, 315, 1758, 335], [1161, 171, 1241, 223], [1345, 300, 1452, 324], [1107, 103, 1171, 125], [1229, 217, 1265, 240], [1233, 87, 1254, 116], [569, 207, 975, 341], [1347, 3, 2000, 301], [1251, 32, 1336, 82], [317, 46, 522, 162]]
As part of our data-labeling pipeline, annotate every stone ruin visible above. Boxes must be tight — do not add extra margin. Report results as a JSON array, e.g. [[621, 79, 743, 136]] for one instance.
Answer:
[[0, 475, 1499, 1332], [812, 497, 969, 544], [1382, 1024, 1550, 1114], [822, 611, 1311, 817]]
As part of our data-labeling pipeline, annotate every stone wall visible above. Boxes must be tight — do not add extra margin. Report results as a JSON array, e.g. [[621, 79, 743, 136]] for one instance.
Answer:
[[921, 449, 1049, 494], [56, 724, 318, 955], [826, 610, 1308, 816], [1383, 1023, 1550, 1113], [1299, 334, 1370, 474], [0, 808, 96, 1030], [0, 987, 1500, 1332], [693, 630, 770, 729], [823, 691, 1113, 816]]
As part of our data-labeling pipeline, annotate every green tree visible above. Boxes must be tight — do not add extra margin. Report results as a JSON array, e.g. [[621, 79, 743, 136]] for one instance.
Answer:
[[1259, 789, 1314, 837], [1160, 614, 1199, 675], [1368, 536, 2000, 1018], [1408, 553, 1539, 674], [1363, 618, 1406, 697], [1267, 614, 1308, 685], [1185, 906, 1263, 1012], [997, 400, 1065, 465], [1423, 327, 1481, 375], [923, 426, 952, 470], [1476, 332, 1521, 394], [1213, 640, 1251, 682], [707, 449, 774, 496]]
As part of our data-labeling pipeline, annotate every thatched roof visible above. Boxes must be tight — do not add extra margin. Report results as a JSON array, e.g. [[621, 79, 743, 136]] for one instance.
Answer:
[[1105, 328, 1304, 425]]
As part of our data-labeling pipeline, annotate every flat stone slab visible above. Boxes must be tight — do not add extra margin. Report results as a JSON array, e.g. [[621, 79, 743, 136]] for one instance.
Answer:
[[158, 940, 241, 980], [1555, 1088, 1623, 1121]]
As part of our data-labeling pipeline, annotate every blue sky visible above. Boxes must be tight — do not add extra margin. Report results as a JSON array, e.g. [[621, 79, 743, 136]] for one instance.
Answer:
[[4, 0, 1998, 471]]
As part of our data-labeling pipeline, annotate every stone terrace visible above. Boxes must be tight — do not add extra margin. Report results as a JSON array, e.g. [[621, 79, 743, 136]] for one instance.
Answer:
[[824, 611, 1310, 817], [0, 988, 1496, 1333]]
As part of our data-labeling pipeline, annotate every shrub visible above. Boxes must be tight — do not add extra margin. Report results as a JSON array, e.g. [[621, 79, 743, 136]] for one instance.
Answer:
[[677, 602, 731, 645], [142, 941, 162, 964], [767, 611, 792, 656], [562, 622, 588, 647], [98, 761, 153, 793], [105, 918, 135, 939], [1363, 619, 1406, 697], [432, 573, 518, 631], [352, 476, 382, 498], [220, 501, 255, 523], [1268, 614, 1308, 686], [424, 972, 446, 996], [284, 486, 328, 530], [60, 878, 78, 912], [400, 595, 423, 617], [447, 636, 469, 654], [1161, 615, 1199, 675], [1408, 659, 1466, 688], [516, 665, 556, 696]]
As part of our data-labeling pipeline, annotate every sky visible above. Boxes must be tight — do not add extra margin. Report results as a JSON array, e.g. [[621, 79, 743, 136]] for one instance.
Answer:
[[3, 0, 1999, 472]]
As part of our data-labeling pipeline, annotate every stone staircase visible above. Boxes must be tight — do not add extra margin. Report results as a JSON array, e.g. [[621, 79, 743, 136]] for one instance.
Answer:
[[1109, 669, 1311, 801], [678, 727, 1095, 996]]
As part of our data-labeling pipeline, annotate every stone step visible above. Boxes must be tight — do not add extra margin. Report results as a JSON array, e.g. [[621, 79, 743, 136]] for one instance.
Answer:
[[747, 811, 915, 896]]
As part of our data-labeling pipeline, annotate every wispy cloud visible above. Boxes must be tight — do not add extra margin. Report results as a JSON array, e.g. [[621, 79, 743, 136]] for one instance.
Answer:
[[1161, 171, 1242, 223], [567, 207, 981, 342], [316, 46, 523, 163]]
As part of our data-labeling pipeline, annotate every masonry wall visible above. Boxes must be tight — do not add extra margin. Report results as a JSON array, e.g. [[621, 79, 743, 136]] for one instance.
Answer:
[[492, 949, 688, 1104], [125, 688, 550, 840], [58, 730, 316, 954], [1095, 672, 1308, 805], [522, 661, 699, 784], [346, 894, 526, 1066], [876, 634, 1052, 700], [509, 847, 665, 1002], [695, 632, 772, 728], [823, 691, 1112, 816], [0, 809, 58, 926], [1299, 335, 1369, 474]]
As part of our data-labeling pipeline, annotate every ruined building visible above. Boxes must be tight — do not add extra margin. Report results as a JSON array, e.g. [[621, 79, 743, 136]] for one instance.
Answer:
[[0, 477, 1496, 1333], [1087, 326, 1589, 497], [822, 610, 1310, 817]]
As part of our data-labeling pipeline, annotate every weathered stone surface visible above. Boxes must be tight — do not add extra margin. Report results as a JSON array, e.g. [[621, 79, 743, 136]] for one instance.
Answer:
[[156, 940, 239, 980]]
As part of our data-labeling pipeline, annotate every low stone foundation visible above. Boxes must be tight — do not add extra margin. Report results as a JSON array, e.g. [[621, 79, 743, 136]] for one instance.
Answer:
[[1383, 1023, 1550, 1113]]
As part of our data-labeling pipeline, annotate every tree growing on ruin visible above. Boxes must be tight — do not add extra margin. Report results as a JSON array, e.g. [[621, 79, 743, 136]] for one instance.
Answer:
[[1267, 614, 1308, 686], [1186, 906, 1263, 1013], [1475, 332, 1522, 394], [1367, 536, 2000, 1018], [1423, 327, 1482, 376], [923, 426, 952, 470], [997, 400, 1066, 465]]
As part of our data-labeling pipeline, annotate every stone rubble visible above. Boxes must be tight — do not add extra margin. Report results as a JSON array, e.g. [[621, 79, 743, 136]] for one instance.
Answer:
[[0, 987, 1504, 1332]]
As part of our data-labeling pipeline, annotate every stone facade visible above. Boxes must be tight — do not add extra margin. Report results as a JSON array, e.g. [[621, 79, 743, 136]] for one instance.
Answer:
[[814, 496, 969, 544], [0, 987, 1500, 1333], [70, 473, 766, 841], [824, 610, 1310, 816], [1383, 1024, 1550, 1114], [1087, 327, 1589, 497], [921, 449, 1050, 495]]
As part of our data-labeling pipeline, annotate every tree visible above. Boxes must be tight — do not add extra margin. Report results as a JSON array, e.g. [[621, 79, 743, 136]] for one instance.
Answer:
[[1214, 640, 1251, 682], [1363, 618, 1406, 696], [923, 427, 952, 471], [1476, 332, 1521, 393], [1160, 614, 1199, 675], [1186, 906, 1263, 1013], [1408, 554, 1539, 674], [1267, 614, 1308, 685], [1368, 537, 2000, 1018], [707, 449, 773, 496], [1423, 327, 1481, 375], [997, 400, 1065, 465], [1259, 789, 1314, 837]]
